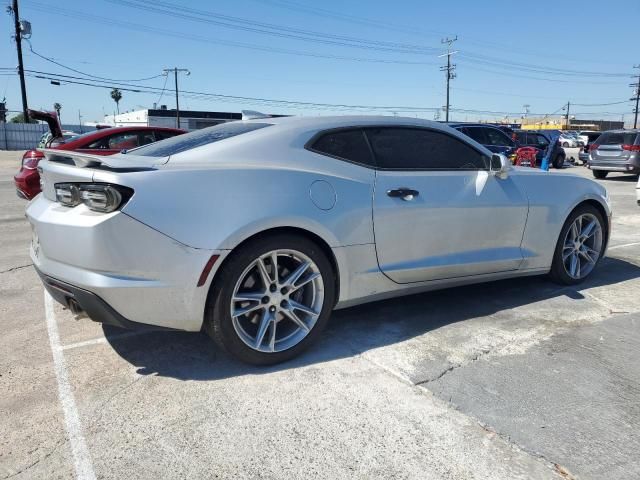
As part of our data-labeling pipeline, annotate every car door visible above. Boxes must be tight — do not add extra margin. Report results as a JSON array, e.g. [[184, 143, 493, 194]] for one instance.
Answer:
[[369, 126, 529, 283]]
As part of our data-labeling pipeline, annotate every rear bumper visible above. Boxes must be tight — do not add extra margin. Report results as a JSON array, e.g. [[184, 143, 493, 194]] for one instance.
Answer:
[[37, 267, 175, 331], [14, 168, 40, 200], [589, 157, 640, 173], [27, 195, 227, 331]]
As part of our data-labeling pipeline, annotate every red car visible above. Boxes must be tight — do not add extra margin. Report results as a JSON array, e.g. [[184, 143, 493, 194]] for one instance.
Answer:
[[15, 109, 185, 199]]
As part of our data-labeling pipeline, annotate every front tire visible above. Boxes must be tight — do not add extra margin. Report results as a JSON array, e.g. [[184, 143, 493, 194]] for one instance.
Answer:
[[552, 153, 565, 169], [593, 170, 608, 179], [549, 204, 605, 285], [205, 234, 336, 365]]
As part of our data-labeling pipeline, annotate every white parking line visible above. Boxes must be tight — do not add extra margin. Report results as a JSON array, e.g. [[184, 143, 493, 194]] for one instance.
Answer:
[[44, 291, 97, 480], [61, 330, 150, 351], [608, 241, 640, 250]]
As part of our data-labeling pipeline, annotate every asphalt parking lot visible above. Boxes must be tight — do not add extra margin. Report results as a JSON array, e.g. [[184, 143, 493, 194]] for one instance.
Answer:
[[1, 149, 639, 479]]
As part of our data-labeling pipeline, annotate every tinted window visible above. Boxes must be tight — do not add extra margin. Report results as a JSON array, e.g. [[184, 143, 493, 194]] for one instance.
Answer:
[[108, 132, 139, 150], [484, 127, 514, 147], [514, 131, 527, 144], [365, 128, 487, 170], [533, 134, 549, 147], [461, 127, 487, 144], [310, 129, 373, 166], [598, 132, 638, 146], [154, 130, 181, 141], [132, 122, 271, 157]]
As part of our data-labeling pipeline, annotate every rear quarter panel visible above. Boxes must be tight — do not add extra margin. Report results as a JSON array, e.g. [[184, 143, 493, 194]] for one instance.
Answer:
[[97, 150, 376, 250], [513, 169, 610, 270]]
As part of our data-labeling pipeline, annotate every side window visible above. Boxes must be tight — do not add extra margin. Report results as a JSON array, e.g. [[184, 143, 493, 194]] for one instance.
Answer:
[[462, 127, 487, 144], [514, 131, 527, 144], [85, 137, 109, 149], [484, 128, 514, 147], [107, 133, 139, 150], [365, 128, 488, 170], [535, 134, 549, 148], [154, 130, 180, 141], [309, 129, 374, 166], [138, 132, 156, 146]]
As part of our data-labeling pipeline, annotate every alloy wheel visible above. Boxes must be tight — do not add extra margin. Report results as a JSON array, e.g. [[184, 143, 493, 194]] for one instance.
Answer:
[[230, 249, 324, 353], [562, 213, 603, 280]]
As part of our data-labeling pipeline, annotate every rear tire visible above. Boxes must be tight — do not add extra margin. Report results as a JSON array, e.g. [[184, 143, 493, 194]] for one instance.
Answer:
[[593, 170, 608, 179], [204, 233, 336, 365], [549, 204, 605, 285], [552, 153, 565, 169]]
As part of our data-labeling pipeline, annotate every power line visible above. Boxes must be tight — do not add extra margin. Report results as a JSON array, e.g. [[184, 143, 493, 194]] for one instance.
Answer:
[[106, 0, 441, 55], [23, 2, 439, 66], [27, 69, 632, 118], [25, 41, 164, 82]]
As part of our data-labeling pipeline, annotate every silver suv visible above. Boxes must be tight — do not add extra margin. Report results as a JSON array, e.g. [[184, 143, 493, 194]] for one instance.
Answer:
[[588, 129, 640, 179]]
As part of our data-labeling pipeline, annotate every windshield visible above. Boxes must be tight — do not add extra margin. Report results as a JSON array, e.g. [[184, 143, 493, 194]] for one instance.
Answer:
[[131, 122, 272, 157]]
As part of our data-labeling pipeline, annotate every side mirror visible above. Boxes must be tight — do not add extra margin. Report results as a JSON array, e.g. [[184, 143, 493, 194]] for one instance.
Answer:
[[491, 154, 511, 180]]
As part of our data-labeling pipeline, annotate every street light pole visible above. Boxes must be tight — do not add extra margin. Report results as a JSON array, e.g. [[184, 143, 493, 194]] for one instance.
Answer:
[[163, 68, 190, 129]]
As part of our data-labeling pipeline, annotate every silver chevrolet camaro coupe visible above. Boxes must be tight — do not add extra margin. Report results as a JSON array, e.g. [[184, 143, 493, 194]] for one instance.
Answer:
[[27, 116, 611, 364]]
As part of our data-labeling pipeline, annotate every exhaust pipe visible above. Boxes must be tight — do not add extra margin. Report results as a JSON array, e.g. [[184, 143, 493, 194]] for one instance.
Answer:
[[67, 298, 88, 320]]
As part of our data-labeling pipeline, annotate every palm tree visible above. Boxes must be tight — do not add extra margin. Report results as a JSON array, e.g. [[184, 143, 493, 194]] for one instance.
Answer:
[[110, 88, 122, 116], [53, 102, 62, 123]]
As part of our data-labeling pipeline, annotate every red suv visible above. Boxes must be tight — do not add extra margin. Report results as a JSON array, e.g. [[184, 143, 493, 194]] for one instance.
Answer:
[[15, 109, 185, 199]]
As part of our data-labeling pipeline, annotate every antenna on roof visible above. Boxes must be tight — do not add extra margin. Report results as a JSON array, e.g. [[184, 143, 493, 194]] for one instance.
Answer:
[[242, 110, 271, 120]]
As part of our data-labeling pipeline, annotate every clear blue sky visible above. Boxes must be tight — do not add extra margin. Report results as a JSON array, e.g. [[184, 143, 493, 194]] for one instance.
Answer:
[[1, 0, 638, 124]]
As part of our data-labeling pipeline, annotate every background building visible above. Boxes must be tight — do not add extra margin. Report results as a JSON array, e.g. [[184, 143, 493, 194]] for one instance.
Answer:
[[104, 107, 243, 131]]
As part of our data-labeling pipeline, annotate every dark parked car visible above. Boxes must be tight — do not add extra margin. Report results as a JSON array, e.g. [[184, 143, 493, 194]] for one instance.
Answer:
[[14, 109, 185, 199], [588, 129, 640, 179], [513, 130, 566, 169], [578, 132, 603, 164], [448, 123, 518, 158]]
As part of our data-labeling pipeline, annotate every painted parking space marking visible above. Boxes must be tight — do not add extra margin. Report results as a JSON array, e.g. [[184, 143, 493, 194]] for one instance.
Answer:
[[61, 330, 151, 351], [608, 241, 640, 250], [44, 291, 97, 480]]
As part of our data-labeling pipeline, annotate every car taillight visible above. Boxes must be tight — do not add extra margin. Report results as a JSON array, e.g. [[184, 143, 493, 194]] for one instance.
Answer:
[[622, 144, 640, 152], [589, 144, 599, 152], [21, 150, 44, 169], [54, 183, 133, 213]]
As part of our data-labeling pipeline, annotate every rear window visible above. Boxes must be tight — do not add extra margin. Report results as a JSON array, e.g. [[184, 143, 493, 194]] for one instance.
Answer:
[[309, 129, 374, 166], [131, 122, 272, 157], [597, 132, 638, 146]]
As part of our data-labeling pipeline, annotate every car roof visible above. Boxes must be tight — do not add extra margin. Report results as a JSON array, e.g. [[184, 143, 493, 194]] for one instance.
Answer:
[[248, 115, 441, 129]]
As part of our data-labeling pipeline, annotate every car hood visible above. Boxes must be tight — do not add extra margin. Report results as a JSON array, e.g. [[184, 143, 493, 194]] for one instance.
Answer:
[[28, 109, 63, 138]]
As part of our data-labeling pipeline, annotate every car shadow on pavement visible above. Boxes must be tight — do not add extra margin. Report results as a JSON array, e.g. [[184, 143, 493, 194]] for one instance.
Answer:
[[600, 174, 639, 182], [103, 256, 640, 381]]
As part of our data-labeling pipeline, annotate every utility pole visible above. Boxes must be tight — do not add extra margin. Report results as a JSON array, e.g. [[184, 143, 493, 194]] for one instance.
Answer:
[[631, 65, 640, 129], [439, 36, 457, 122], [9, 0, 29, 122], [162, 68, 190, 129], [564, 101, 570, 130]]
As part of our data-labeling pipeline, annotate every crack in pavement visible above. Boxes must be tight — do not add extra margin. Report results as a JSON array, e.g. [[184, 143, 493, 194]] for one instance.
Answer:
[[1, 437, 66, 479], [0, 264, 32, 274], [415, 348, 492, 386]]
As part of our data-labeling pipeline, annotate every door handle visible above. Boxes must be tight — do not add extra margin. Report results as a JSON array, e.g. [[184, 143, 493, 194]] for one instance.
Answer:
[[386, 188, 419, 201]]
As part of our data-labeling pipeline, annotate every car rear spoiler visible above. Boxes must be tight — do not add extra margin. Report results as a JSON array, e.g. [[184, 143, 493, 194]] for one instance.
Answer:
[[41, 149, 169, 170]]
